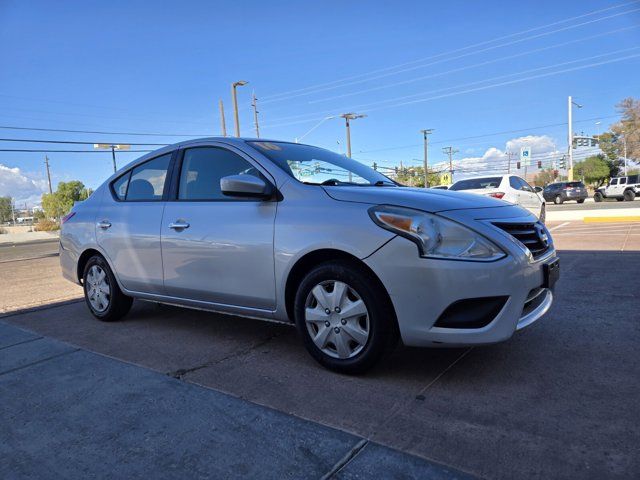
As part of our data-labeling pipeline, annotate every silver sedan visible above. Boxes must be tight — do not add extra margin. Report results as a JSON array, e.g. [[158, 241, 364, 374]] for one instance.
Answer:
[[60, 138, 558, 373]]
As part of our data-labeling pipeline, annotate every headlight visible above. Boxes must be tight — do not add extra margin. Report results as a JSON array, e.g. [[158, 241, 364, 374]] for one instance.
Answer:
[[368, 205, 505, 262]]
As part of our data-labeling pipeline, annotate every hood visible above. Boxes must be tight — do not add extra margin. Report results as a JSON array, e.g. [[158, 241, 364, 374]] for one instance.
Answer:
[[322, 186, 509, 213]]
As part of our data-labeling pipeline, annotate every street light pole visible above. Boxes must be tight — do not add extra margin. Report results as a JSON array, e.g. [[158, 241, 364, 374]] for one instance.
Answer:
[[219, 99, 227, 136], [340, 113, 366, 182], [231, 80, 248, 137], [420, 129, 433, 188], [623, 132, 628, 175], [567, 96, 582, 181], [44, 155, 53, 194], [111, 145, 117, 173]]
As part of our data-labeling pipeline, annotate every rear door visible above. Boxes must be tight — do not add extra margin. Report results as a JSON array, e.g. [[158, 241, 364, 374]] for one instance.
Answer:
[[161, 145, 277, 310], [96, 152, 173, 294]]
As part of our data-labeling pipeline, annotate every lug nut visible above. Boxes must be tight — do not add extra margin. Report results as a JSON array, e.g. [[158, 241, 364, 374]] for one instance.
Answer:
[[335, 307, 341, 313], [341, 319, 346, 325], [325, 321, 330, 327], [325, 308, 331, 314], [334, 327, 340, 334]]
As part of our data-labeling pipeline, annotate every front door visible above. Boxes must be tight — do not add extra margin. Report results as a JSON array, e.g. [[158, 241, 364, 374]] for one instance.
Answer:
[[96, 152, 172, 294], [161, 146, 277, 310]]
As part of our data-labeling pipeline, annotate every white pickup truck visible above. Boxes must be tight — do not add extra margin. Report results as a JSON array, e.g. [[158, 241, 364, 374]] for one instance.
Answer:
[[594, 175, 639, 202]]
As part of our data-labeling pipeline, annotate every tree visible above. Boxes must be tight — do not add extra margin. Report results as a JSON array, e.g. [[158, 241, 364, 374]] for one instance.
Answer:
[[0, 196, 12, 223], [41, 181, 92, 219], [394, 166, 443, 187], [534, 169, 555, 186], [598, 97, 640, 168], [574, 155, 610, 187]]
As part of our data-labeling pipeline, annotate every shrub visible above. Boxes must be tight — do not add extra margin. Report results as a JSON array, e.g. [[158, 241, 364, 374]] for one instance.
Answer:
[[0, 227, 7, 235], [34, 219, 60, 232]]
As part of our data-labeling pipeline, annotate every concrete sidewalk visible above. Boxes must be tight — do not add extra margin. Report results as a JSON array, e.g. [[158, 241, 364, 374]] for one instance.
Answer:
[[0, 321, 471, 479]]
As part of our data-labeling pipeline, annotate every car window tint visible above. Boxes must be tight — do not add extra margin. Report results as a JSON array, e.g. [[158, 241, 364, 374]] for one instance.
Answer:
[[112, 172, 130, 200], [620, 177, 627, 184], [509, 177, 520, 189], [126, 153, 171, 201], [178, 147, 262, 200], [450, 177, 502, 190], [611, 178, 618, 185], [520, 178, 534, 192]]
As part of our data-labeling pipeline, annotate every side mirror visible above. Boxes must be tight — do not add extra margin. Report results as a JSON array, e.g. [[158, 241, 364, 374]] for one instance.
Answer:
[[220, 174, 272, 198], [534, 186, 543, 193]]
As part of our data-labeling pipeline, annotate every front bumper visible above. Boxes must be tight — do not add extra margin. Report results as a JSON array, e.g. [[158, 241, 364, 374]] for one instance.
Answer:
[[364, 205, 556, 347]]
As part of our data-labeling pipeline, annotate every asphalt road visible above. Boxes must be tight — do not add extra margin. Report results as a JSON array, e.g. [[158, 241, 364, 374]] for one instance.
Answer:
[[2, 223, 639, 479], [0, 238, 59, 263], [547, 198, 639, 210]]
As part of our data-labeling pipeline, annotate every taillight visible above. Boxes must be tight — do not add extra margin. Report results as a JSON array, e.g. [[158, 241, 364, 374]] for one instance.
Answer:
[[61, 212, 76, 224], [487, 192, 505, 199]]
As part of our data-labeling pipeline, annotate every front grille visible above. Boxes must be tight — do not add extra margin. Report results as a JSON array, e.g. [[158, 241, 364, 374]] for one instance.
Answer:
[[492, 221, 551, 259]]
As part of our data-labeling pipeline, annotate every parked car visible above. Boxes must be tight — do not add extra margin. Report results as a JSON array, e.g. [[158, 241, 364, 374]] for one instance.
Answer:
[[542, 181, 588, 204], [449, 174, 546, 223], [594, 175, 639, 202], [60, 138, 557, 373], [430, 185, 450, 190]]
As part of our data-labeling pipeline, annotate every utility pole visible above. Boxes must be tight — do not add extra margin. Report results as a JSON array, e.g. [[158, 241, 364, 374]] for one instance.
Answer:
[[442, 146, 458, 184], [231, 80, 248, 137], [44, 155, 53, 194], [219, 99, 227, 136], [622, 131, 628, 175], [420, 129, 433, 188], [111, 146, 117, 173], [506, 151, 514, 174], [251, 91, 260, 138], [340, 113, 367, 182], [567, 96, 582, 181]]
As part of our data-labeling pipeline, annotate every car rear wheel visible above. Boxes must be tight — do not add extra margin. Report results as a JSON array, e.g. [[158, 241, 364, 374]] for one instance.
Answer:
[[83, 255, 132, 322], [294, 261, 398, 374], [624, 190, 635, 201], [554, 194, 563, 205], [577, 199, 585, 204], [594, 192, 603, 202]]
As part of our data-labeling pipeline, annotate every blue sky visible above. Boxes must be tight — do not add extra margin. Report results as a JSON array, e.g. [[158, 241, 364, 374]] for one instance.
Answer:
[[0, 0, 639, 205]]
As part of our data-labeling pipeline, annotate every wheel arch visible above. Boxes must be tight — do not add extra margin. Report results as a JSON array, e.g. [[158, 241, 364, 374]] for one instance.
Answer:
[[283, 248, 397, 327], [76, 247, 121, 289]]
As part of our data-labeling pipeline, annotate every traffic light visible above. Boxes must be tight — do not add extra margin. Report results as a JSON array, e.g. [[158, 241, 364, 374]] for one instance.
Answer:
[[372, 162, 378, 171], [537, 161, 542, 168], [559, 157, 566, 169], [516, 161, 521, 169]]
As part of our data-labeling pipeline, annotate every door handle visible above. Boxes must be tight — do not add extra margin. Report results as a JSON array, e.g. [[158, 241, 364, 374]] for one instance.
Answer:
[[169, 221, 190, 230], [97, 220, 111, 229]]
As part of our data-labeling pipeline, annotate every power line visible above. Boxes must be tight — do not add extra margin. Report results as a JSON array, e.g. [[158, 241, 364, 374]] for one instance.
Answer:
[[307, 26, 638, 105], [0, 149, 153, 153], [0, 125, 208, 137], [0, 137, 167, 146], [258, 2, 640, 104]]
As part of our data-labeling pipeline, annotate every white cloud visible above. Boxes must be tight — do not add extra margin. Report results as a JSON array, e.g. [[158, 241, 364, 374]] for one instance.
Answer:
[[0, 164, 48, 207], [432, 135, 562, 181]]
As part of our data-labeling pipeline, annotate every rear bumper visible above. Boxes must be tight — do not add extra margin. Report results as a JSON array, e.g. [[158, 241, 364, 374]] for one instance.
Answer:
[[364, 205, 556, 347]]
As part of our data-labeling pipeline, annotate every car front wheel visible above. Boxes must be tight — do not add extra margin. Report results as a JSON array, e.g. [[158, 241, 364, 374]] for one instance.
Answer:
[[554, 194, 563, 205], [294, 261, 398, 374], [83, 255, 133, 322]]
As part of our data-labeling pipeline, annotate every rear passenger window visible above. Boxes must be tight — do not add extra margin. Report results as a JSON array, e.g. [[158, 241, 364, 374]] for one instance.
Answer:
[[126, 154, 172, 201], [178, 147, 263, 201], [112, 173, 130, 200], [509, 177, 520, 189], [620, 177, 627, 184]]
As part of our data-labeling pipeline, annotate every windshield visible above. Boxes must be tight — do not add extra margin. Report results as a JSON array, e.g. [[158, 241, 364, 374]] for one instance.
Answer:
[[248, 141, 395, 186], [450, 177, 502, 191]]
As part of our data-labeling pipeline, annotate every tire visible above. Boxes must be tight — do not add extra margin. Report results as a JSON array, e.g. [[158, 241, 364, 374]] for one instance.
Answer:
[[293, 260, 398, 374], [624, 190, 635, 202], [616, 197, 624, 202], [577, 199, 585, 204], [594, 192, 603, 202], [554, 194, 563, 205], [83, 255, 133, 322], [539, 204, 546, 224]]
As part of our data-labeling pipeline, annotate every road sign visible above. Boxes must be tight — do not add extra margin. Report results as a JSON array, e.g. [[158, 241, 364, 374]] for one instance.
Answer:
[[439, 172, 451, 185], [520, 147, 531, 166], [93, 144, 131, 150]]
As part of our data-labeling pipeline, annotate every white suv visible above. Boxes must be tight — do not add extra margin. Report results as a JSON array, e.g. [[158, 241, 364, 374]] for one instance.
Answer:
[[594, 175, 639, 202], [450, 175, 545, 222]]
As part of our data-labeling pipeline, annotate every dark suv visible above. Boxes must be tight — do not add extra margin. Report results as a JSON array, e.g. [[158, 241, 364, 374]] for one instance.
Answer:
[[542, 181, 588, 204]]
